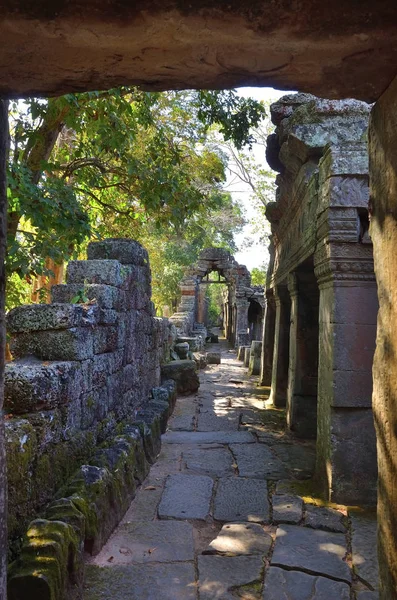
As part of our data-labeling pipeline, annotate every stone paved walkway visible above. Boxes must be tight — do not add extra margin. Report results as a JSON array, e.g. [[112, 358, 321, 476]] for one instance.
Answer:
[[83, 336, 379, 600]]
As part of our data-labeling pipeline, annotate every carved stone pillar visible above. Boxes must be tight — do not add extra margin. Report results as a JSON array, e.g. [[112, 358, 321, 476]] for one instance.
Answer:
[[269, 285, 291, 408], [314, 240, 378, 505], [260, 290, 276, 387], [287, 268, 319, 438], [235, 296, 250, 348]]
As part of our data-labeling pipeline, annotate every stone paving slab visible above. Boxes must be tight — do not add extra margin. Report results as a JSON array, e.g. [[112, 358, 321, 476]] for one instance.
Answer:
[[206, 522, 272, 556], [198, 555, 264, 600], [304, 504, 346, 533], [122, 479, 164, 522], [162, 430, 255, 444], [263, 566, 351, 600], [196, 409, 240, 432], [214, 477, 269, 522], [350, 512, 379, 591], [158, 473, 213, 520], [84, 563, 196, 600], [91, 521, 194, 565], [271, 525, 351, 583], [230, 443, 287, 479], [168, 398, 198, 431], [272, 494, 303, 524], [183, 446, 235, 477]]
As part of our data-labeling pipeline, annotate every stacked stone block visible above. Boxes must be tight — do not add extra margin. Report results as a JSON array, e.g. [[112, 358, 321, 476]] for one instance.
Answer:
[[4, 239, 175, 555]]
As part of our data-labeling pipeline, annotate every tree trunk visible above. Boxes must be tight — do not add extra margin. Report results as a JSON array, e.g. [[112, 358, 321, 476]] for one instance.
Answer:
[[0, 98, 9, 600]]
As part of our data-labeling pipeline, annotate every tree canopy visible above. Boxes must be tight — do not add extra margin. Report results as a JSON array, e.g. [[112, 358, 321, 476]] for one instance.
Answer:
[[7, 88, 266, 309]]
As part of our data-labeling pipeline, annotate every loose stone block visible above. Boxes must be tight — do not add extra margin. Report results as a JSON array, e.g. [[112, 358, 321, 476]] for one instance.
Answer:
[[271, 525, 351, 583], [304, 504, 346, 533], [206, 351, 221, 365], [92, 520, 194, 565], [7, 302, 98, 333], [198, 555, 264, 600], [148, 399, 170, 434], [206, 522, 272, 556], [214, 477, 269, 523], [84, 563, 196, 600], [272, 494, 303, 524], [158, 473, 213, 520], [161, 360, 199, 394], [263, 567, 351, 600], [175, 341, 189, 359]]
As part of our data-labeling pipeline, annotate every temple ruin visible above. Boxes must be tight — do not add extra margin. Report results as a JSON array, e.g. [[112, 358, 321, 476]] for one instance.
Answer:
[[258, 94, 378, 506], [171, 248, 265, 348], [0, 2, 397, 598]]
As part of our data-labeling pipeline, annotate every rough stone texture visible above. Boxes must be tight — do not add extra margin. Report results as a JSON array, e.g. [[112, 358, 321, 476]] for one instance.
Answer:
[[248, 340, 262, 376], [271, 525, 350, 583], [206, 351, 221, 365], [263, 567, 351, 600], [230, 443, 287, 479], [196, 409, 240, 432], [206, 522, 272, 556], [350, 512, 378, 592], [368, 73, 397, 600], [5, 239, 176, 553], [272, 495, 303, 524], [158, 473, 213, 520], [84, 563, 196, 600], [214, 477, 269, 523], [264, 93, 378, 506], [161, 360, 199, 394], [92, 520, 194, 565], [198, 555, 264, 600], [305, 504, 346, 533], [0, 2, 396, 100]]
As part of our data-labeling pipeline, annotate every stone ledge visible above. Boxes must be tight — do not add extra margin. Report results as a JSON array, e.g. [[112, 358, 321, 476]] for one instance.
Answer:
[[7, 383, 177, 600]]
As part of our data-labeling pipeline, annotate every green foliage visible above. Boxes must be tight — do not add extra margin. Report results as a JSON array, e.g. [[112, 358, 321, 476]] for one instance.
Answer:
[[206, 283, 227, 326], [7, 88, 264, 308], [250, 264, 267, 286]]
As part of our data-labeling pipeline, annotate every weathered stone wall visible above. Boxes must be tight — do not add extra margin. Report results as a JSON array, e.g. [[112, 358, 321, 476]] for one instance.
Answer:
[[4, 238, 175, 557], [368, 73, 397, 600], [263, 95, 378, 506]]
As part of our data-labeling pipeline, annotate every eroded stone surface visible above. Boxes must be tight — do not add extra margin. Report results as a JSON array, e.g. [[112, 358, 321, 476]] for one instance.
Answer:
[[214, 477, 269, 523], [206, 522, 272, 556], [271, 525, 350, 583], [158, 473, 213, 520], [198, 555, 264, 600], [272, 495, 303, 524], [263, 566, 351, 600]]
